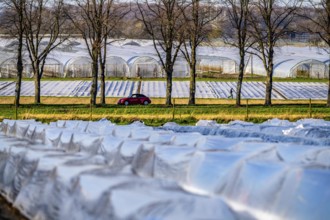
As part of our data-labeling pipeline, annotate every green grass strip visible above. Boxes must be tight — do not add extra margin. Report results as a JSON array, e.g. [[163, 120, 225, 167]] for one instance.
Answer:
[[1, 103, 329, 126]]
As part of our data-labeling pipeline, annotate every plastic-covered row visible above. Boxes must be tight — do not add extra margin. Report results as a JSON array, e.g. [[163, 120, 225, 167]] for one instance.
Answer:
[[0, 118, 329, 219]]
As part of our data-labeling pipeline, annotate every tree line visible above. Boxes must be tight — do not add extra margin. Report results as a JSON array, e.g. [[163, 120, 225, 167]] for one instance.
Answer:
[[0, 0, 329, 108]]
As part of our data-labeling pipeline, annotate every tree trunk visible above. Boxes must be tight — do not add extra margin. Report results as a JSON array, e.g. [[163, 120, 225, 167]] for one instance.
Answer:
[[165, 48, 173, 106], [99, 46, 106, 105], [100, 63, 106, 105], [15, 34, 23, 107], [15, 2, 24, 108], [90, 56, 98, 106], [166, 70, 172, 106], [236, 50, 245, 107], [32, 60, 41, 104], [100, 41, 107, 105], [34, 70, 41, 104], [189, 65, 196, 105], [264, 61, 273, 106], [90, 45, 99, 106], [189, 46, 197, 105], [327, 62, 330, 107]]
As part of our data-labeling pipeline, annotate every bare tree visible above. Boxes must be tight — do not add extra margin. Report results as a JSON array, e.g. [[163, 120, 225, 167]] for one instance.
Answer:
[[300, 0, 330, 107], [69, 0, 124, 106], [68, 0, 103, 106], [137, 0, 185, 106], [99, 2, 130, 105], [223, 0, 252, 107], [23, 0, 68, 104], [1, 0, 26, 107], [181, 0, 221, 105], [249, 0, 300, 106]]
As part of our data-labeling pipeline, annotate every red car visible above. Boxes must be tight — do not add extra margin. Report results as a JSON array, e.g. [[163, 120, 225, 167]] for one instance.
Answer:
[[117, 94, 151, 105]]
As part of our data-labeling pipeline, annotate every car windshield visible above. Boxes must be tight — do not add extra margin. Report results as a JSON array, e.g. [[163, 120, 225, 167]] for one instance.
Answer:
[[130, 94, 146, 98]]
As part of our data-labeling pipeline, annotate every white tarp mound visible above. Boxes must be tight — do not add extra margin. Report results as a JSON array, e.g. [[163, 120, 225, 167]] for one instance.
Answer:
[[0, 118, 329, 220]]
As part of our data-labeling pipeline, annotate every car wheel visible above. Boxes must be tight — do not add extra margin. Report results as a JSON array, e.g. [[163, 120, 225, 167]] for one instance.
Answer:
[[124, 101, 129, 106], [143, 100, 149, 105]]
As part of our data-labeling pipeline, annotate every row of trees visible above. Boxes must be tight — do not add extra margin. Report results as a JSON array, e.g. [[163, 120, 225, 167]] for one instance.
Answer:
[[0, 0, 329, 108], [139, 0, 330, 107], [1, 0, 68, 105], [1, 0, 129, 106]]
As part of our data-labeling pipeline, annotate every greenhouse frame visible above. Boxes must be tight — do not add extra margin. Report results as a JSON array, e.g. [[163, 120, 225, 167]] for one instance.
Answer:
[[290, 59, 329, 79], [0, 57, 32, 78], [64, 56, 92, 78], [128, 56, 162, 78], [197, 56, 237, 75], [42, 58, 64, 78], [104, 56, 130, 78]]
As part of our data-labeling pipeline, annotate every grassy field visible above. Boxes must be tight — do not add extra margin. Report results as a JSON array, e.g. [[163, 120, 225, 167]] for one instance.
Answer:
[[0, 97, 329, 126]]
